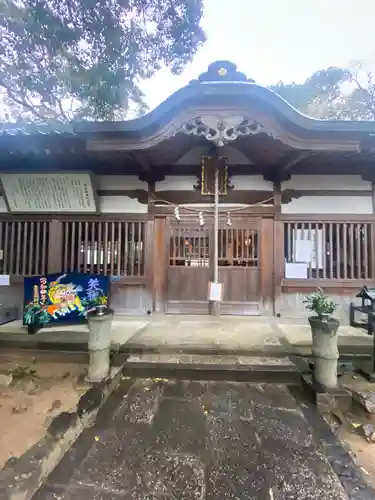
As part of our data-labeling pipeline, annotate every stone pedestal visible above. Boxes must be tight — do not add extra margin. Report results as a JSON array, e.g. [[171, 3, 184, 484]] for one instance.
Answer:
[[309, 316, 340, 389], [301, 374, 352, 414], [87, 306, 114, 383]]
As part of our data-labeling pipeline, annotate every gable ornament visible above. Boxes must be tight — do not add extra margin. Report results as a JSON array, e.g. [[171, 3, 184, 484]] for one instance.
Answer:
[[179, 115, 271, 147]]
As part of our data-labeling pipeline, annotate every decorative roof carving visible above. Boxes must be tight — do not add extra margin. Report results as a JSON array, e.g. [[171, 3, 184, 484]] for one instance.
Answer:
[[179, 114, 271, 147], [190, 61, 255, 84]]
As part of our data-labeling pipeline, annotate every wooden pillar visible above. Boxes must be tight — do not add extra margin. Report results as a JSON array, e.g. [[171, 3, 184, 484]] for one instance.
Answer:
[[47, 219, 63, 274], [152, 217, 168, 312], [273, 181, 283, 315], [273, 218, 284, 315], [145, 217, 155, 275], [259, 218, 274, 315], [148, 179, 156, 213]]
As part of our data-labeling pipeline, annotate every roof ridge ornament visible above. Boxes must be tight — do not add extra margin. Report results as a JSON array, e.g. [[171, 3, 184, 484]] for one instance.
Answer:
[[190, 61, 255, 84], [180, 114, 271, 147]]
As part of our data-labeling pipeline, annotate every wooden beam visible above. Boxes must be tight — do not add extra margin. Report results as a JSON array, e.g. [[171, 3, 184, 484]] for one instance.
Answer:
[[151, 190, 275, 206], [280, 189, 373, 204], [131, 151, 152, 172], [151, 204, 276, 217], [277, 151, 313, 180], [278, 213, 375, 221]]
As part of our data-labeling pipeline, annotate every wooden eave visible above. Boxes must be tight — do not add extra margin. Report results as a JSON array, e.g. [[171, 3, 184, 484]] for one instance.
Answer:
[[1, 60, 375, 173]]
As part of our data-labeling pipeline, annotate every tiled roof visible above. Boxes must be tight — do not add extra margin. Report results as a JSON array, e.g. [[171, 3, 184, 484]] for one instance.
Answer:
[[0, 123, 74, 136]]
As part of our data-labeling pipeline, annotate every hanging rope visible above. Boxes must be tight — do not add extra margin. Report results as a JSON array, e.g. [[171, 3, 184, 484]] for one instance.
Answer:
[[213, 161, 220, 283], [152, 193, 277, 216]]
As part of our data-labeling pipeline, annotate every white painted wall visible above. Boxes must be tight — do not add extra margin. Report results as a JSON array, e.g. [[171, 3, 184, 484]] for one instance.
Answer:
[[282, 196, 373, 214], [0, 173, 372, 215], [174, 145, 253, 165], [156, 174, 273, 192], [156, 176, 197, 191], [99, 196, 147, 213], [282, 175, 371, 191], [231, 175, 273, 191], [96, 175, 147, 190]]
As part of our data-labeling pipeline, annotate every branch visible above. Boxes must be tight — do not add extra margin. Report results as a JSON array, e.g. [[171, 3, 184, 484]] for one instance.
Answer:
[[0, 81, 47, 121], [351, 74, 375, 118], [52, 93, 70, 122], [0, 78, 71, 123]]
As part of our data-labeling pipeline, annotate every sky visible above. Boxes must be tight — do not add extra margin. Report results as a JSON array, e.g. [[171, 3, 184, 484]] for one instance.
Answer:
[[141, 0, 375, 111]]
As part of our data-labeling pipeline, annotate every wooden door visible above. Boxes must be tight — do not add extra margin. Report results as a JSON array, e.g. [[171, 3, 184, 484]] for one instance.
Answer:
[[166, 218, 261, 315], [166, 223, 211, 314], [218, 219, 261, 315]]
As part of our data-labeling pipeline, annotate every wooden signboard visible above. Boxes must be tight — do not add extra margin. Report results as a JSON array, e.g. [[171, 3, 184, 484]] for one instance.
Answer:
[[0, 172, 97, 213]]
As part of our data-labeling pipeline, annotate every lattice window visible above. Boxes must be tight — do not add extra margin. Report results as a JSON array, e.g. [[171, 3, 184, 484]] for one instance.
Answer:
[[0, 220, 49, 275], [284, 221, 374, 279], [218, 228, 259, 267], [62, 220, 145, 276], [169, 227, 210, 267]]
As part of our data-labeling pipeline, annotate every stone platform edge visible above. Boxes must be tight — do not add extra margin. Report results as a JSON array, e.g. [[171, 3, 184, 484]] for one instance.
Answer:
[[290, 385, 375, 499], [0, 366, 133, 500], [0, 335, 372, 360]]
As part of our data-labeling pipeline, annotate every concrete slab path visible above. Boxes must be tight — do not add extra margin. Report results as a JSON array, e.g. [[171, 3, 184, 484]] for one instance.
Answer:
[[124, 316, 371, 354], [32, 379, 372, 499], [0, 315, 372, 356]]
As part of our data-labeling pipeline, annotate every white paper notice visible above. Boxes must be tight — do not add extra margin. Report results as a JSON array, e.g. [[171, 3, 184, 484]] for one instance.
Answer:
[[295, 239, 313, 263], [208, 282, 223, 302], [285, 263, 308, 279], [0, 275, 10, 286], [293, 229, 323, 268]]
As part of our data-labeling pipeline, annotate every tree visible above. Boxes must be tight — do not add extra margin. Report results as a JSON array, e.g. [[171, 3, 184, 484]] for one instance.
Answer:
[[270, 62, 375, 121], [0, 0, 205, 123]]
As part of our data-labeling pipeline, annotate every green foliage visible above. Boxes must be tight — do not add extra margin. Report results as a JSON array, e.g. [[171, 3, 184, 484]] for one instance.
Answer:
[[23, 303, 50, 325], [0, 0, 205, 122], [80, 293, 107, 315], [303, 288, 337, 318], [270, 62, 375, 120]]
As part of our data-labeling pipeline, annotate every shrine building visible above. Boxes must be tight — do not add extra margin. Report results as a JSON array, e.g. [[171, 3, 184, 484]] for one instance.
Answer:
[[1, 60, 375, 321]]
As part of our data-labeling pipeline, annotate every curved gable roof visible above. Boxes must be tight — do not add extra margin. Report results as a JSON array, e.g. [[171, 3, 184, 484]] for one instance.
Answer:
[[1, 61, 375, 154], [74, 61, 375, 148]]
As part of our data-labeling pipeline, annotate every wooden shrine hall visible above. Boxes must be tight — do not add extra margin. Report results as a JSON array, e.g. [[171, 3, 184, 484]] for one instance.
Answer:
[[1, 60, 375, 319]]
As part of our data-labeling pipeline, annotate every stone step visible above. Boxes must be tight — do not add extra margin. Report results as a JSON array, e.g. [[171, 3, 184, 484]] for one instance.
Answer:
[[123, 353, 300, 384], [126, 353, 294, 366]]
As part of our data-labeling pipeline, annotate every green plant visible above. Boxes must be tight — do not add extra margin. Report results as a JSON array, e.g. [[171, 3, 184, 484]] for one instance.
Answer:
[[303, 288, 337, 318], [23, 303, 50, 326]]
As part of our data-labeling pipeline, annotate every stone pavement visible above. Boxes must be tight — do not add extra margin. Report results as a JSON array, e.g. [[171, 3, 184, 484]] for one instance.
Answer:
[[0, 318, 149, 347], [124, 315, 371, 354], [0, 315, 371, 356], [32, 378, 372, 499]]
